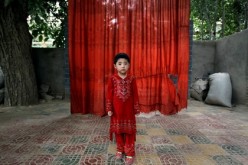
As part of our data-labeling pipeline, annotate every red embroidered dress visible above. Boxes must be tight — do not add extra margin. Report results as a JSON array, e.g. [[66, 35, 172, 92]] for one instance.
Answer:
[[106, 74, 140, 140]]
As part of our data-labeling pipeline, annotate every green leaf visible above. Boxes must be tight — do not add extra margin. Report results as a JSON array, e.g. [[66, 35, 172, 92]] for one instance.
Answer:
[[4, 0, 15, 7], [32, 30, 39, 38], [44, 37, 49, 42], [38, 35, 43, 42]]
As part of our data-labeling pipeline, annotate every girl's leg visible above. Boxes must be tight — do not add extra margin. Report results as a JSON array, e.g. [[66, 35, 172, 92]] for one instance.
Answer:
[[115, 133, 125, 153], [124, 133, 135, 156]]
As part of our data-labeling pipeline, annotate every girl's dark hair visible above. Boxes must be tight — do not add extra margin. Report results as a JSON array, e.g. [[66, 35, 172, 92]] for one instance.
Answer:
[[114, 53, 130, 64]]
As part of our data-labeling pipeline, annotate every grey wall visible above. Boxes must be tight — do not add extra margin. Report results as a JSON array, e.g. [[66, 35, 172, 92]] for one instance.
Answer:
[[215, 29, 248, 105], [33, 29, 248, 105], [192, 41, 216, 79], [32, 48, 65, 98], [192, 29, 248, 105]]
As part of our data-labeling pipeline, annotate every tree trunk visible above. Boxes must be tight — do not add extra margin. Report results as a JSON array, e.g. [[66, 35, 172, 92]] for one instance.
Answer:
[[0, 1, 38, 106]]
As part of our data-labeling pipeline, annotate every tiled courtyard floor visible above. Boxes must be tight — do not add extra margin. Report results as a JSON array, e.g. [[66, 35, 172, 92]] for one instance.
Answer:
[[0, 99, 247, 165]]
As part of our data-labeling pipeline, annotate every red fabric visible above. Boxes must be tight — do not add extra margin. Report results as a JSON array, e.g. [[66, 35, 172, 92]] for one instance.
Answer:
[[106, 74, 139, 140], [116, 133, 135, 156], [68, 0, 190, 116]]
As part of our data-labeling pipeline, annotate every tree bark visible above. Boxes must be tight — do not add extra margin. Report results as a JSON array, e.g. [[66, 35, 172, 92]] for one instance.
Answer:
[[0, 1, 38, 106]]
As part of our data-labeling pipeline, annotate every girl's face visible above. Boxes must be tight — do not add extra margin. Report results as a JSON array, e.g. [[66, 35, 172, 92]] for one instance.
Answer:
[[114, 58, 130, 75]]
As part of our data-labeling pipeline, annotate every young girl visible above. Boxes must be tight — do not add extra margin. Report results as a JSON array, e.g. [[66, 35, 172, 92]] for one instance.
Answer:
[[106, 53, 140, 165]]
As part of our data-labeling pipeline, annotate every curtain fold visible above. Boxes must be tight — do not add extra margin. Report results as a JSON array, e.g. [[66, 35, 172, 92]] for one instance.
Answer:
[[68, 0, 190, 116]]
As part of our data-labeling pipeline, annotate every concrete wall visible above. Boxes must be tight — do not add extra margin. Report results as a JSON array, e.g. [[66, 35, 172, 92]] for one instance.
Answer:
[[192, 41, 216, 79], [192, 29, 248, 105], [215, 29, 248, 105], [32, 48, 65, 98], [33, 29, 248, 105]]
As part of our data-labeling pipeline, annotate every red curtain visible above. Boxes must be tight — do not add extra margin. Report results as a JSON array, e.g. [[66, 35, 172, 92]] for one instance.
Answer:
[[68, 0, 190, 116]]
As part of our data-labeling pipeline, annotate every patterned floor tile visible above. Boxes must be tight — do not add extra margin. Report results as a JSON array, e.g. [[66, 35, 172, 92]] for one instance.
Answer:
[[84, 143, 108, 155], [60, 144, 86, 155], [35, 126, 56, 135], [0, 144, 21, 156], [154, 145, 180, 155], [165, 128, 203, 136], [206, 135, 233, 144], [229, 135, 248, 146], [0, 100, 248, 165], [53, 155, 82, 165], [80, 155, 106, 165], [0, 157, 24, 165], [136, 135, 151, 144], [197, 144, 229, 155], [199, 129, 233, 136], [236, 129, 248, 136], [170, 135, 194, 144], [50, 136, 71, 144], [136, 123, 147, 129], [220, 144, 248, 155], [187, 134, 212, 144], [159, 154, 187, 165], [0, 134, 10, 143], [212, 155, 243, 165], [160, 122, 195, 130], [107, 154, 125, 165], [41, 144, 62, 154], [136, 144, 155, 154], [146, 123, 161, 129], [166, 129, 184, 135], [177, 144, 202, 154], [93, 128, 109, 135], [11, 135, 32, 143], [137, 128, 148, 135], [234, 155, 248, 164], [207, 123, 228, 129], [31, 134, 52, 144], [135, 154, 161, 165], [136, 117, 148, 123], [147, 128, 167, 136], [14, 143, 41, 155], [72, 129, 93, 136], [70, 136, 89, 144], [184, 154, 217, 165], [151, 135, 172, 144], [107, 143, 116, 155], [26, 155, 55, 164], [89, 135, 109, 144]]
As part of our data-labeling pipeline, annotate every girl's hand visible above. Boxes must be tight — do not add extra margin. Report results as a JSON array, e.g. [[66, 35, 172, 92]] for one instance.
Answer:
[[108, 111, 113, 116]]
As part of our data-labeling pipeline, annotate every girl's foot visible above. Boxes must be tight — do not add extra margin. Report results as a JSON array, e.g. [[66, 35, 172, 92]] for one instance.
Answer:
[[125, 156, 134, 165], [115, 152, 123, 159]]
